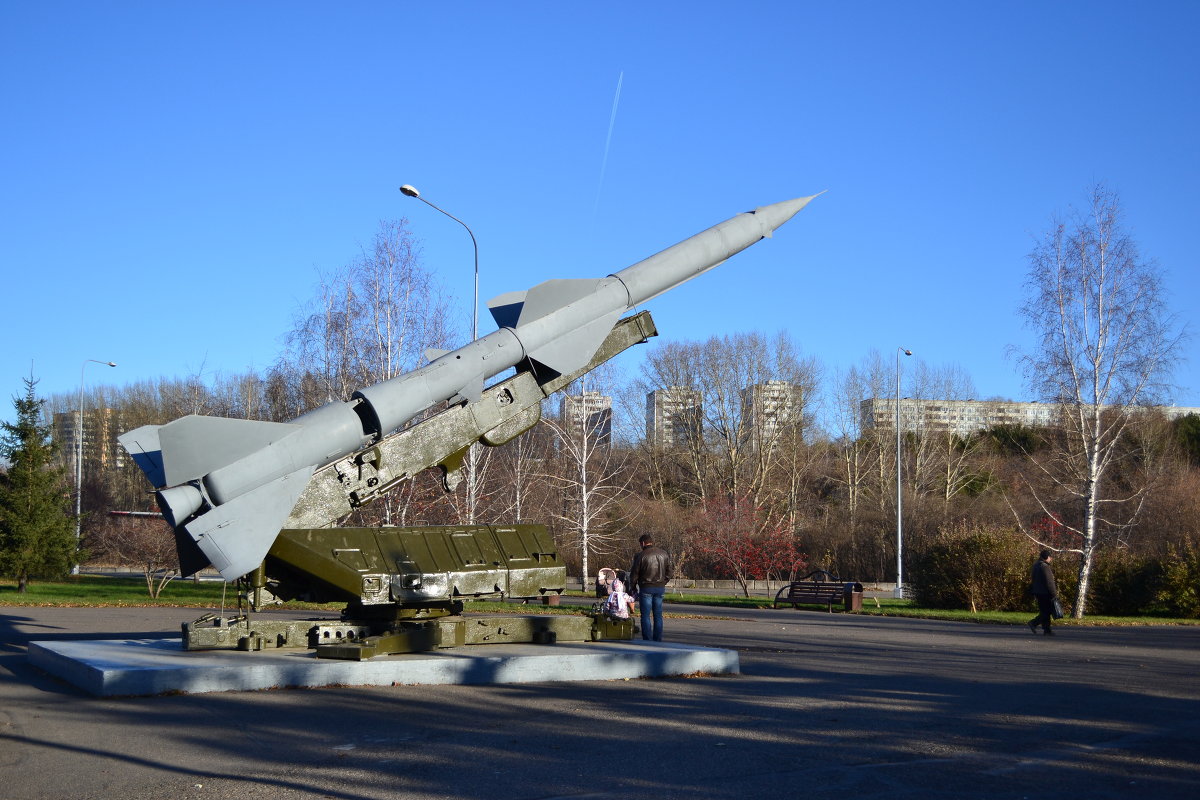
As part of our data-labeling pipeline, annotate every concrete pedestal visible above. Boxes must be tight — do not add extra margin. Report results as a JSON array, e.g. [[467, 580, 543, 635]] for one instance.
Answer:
[[28, 637, 739, 697]]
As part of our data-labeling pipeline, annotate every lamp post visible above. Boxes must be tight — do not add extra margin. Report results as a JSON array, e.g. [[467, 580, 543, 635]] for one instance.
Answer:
[[400, 184, 480, 523], [895, 346, 912, 598], [75, 359, 116, 574]]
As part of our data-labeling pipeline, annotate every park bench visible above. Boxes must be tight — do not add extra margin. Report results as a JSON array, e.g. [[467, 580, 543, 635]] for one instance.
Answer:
[[773, 570, 861, 612]]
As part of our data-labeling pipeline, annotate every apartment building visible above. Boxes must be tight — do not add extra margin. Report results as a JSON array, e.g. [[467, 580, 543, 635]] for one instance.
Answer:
[[860, 398, 1200, 436], [646, 386, 702, 449], [52, 407, 127, 476], [560, 391, 613, 448], [742, 380, 805, 449]]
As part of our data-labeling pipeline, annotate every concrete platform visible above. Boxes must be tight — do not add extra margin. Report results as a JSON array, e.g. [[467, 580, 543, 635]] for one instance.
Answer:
[[28, 637, 739, 697]]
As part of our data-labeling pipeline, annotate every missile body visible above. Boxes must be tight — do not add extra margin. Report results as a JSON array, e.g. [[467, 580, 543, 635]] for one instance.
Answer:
[[119, 196, 817, 580]]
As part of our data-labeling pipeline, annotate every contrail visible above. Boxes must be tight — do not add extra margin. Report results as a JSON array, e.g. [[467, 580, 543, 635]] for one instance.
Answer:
[[592, 71, 623, 221]]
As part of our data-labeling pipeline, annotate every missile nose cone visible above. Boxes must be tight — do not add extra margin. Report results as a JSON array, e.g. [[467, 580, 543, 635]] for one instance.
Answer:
[[752, 193, 824, 236]]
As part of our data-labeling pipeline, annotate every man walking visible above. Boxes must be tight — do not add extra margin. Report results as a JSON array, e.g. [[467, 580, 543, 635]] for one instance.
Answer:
[[629, 533, 673, 642], [1028, 549, 1058, 636]]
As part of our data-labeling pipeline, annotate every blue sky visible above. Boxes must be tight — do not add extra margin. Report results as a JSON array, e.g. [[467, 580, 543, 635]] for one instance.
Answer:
[[3, 1, 1197, 426]]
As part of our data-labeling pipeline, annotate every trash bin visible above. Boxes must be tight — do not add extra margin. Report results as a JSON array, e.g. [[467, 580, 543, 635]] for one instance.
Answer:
[[843, 582, 863, 612]]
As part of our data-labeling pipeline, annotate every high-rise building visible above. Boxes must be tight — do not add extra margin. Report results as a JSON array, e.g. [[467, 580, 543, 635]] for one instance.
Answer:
[[859, 398, 1200, 436], [560, 391, 613, 448], [646, 387, 702, 449], [742, 381, 804, 450], [52, 407, 127, 478]]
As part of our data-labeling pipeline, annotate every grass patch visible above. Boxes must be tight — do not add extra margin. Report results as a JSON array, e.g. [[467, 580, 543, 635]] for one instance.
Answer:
[[0, 575, 231, 607], [663, 592, 776, 609], [462, 599, 585, 615], [850, 600, 1196, 626], [659, 591, 1199, 626], [0, 576, 336, 611], [2, 577, 1195, 625]]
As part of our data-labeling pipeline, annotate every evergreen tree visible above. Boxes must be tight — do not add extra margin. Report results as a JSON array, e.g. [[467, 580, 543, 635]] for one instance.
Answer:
[[0, 376, 78, 591]]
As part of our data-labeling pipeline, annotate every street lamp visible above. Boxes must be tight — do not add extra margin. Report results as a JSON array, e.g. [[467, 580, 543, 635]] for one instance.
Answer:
[[895, 346, 912, 598], [400, 184, 481, 523], [75, 359, 116, 574]]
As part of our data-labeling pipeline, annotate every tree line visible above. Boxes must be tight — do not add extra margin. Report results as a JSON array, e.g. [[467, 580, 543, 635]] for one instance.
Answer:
[[6, 188, 1197, 616]]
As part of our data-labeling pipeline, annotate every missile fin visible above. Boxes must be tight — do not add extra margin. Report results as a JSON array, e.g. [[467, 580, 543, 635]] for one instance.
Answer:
[[117, 424, 167, 488], [173, 524, 211, 578], [487, 290, 526, 328], [488, 279, 611, 330], [182, 464, 315, 580], [514, 279, 607, 326], [526, 308, 623, 375], [156, 415, 301, 488], [453, 373, 485, 404]]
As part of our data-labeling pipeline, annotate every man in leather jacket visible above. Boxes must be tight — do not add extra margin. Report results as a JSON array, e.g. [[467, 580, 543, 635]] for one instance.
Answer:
[[629, 534, 674, 641], [1028, 549, 1059, 636]]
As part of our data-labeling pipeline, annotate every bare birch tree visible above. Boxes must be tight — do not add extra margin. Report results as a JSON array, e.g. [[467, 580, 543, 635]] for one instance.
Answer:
[[639, 332, 816, 507], [638, 339, 711, 504], [1017, 185, 1183, 617], [827, 365, 880, 530], [490, 419, 553, 523], [280, 219, 455, 410], [854, 351, 899, 519], [539, 374, 632, 590], [906, 362, 986, 513]]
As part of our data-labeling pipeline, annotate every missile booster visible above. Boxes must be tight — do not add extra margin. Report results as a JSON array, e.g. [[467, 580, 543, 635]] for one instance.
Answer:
[[119, 196, 818, 581]]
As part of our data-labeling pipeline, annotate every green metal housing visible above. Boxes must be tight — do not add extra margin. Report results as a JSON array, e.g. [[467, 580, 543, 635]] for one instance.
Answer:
[[261, 524, 566, 608]]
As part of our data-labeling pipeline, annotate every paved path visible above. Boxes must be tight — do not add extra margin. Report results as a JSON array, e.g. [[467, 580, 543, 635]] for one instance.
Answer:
[[1, 604, 1197, 799]]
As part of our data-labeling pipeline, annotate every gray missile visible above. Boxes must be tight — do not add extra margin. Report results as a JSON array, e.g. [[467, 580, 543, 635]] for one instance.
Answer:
[[119, 195, 818, 580]]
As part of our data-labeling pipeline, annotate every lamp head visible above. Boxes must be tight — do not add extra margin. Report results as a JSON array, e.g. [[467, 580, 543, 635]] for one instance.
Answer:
[[902, 349, 912, 356], [105, 362, 117, 367], [399, 184, 420, 198]]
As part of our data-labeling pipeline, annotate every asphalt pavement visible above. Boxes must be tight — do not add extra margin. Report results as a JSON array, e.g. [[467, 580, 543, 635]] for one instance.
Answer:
[[1, 603, 1197, 800]]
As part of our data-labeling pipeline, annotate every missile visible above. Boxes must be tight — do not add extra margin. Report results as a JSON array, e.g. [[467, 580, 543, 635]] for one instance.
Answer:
[[119, 195, 818, 580]]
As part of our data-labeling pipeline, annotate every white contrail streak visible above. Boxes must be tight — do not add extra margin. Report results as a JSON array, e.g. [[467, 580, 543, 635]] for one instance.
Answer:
[[592, 70, 624, 220]]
